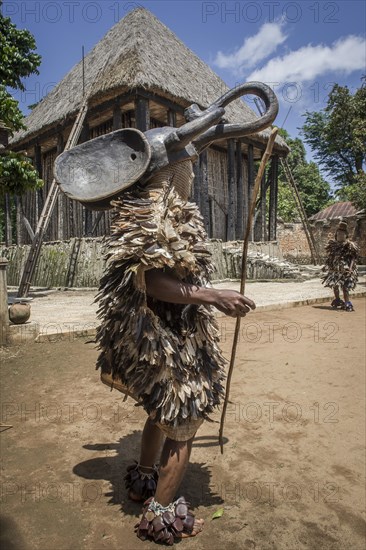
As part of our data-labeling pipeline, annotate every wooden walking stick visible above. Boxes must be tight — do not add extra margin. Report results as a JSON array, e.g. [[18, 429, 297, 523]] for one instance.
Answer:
[[219, 127, 278, 453]]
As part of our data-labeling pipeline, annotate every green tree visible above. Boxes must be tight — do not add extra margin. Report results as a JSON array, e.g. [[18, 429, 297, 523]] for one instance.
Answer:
[[0, 0, 43, 197], [276, 128, 332, 222], [343, 171, 366, 210], [301, 79, 366, 209]]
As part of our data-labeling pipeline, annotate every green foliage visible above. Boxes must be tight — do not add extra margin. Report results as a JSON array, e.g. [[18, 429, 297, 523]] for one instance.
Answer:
[[0, 5, 41, 90], [301, 80, 366, 199], [276, 128, 332, 222], [340, 171, 366, 211], [0, 84, 26, 133], [0, 1, 43, 200], [0, 151, 43, 196]]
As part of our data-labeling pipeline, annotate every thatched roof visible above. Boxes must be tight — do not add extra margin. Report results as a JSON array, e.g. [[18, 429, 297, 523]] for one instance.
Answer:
[[10, 8, 288, 152]]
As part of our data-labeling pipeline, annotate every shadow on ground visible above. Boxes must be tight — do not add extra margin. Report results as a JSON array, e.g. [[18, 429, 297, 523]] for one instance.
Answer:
[[73, 431, 224, 518]]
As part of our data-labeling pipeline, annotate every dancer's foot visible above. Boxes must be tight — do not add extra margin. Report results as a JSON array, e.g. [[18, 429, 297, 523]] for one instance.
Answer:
[[331, 297, 344, 308], [135, 496, 204, 545], [179, 517, 204, 538]]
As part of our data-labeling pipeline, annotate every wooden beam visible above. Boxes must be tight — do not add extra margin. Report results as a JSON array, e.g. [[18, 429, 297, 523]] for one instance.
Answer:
[[15, 196, 22, 244], [192, 158, 201, 209], [268, 157, 276, 240], [113, 102, 123, 130], [76, 121, 93, 237], [32, 145, 41, 237], [260, 172, 266, 241], [235, 140, 244, 240], [240, 135, 288, 157], [227, 139, 236, 241], [242, 145, 249, 243], [273, 155, 279, 239], [88, 94, 132, 118], [34, 143, 42, 178], [79, 120, 89, 144], [247, 144, 254, 241], [200, 150, 211, 237], [0, 126, 9, 148], [167, 109, 177, 127], [135, 88, 185, 115], [4, 194, 12, 246], [56, 133, 64, 240], [0, 257, 9, 346], [135, 96, 150, 132], [84, 206, 93, 237], [10, 94, 134, 152]]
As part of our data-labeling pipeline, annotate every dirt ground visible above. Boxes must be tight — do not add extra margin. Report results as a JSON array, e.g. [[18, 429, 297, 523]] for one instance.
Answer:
[[1, 298, 365, 550]]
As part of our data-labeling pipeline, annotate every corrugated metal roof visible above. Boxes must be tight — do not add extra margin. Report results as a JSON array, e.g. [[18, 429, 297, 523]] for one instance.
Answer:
[[310, 201, 358, 221]]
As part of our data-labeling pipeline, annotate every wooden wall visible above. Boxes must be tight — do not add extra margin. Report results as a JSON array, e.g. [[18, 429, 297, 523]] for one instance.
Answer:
[[2, 238, 287, 287]]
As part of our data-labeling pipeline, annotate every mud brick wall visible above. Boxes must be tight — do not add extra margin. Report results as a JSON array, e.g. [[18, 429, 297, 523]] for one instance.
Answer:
[[277, 221, 312, 264], [277, 216, 366, 264]]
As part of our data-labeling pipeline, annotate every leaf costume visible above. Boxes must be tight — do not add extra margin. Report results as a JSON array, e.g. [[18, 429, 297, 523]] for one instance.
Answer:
[[94, 160, 227, 441]]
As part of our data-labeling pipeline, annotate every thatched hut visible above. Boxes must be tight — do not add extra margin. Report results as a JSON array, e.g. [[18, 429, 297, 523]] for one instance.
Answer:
[[7, 7, 288, 246]]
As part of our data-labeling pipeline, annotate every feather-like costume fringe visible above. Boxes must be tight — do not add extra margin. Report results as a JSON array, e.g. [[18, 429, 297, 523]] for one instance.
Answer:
[[94, 178, 227, 429], [321, 239, 359, 289]]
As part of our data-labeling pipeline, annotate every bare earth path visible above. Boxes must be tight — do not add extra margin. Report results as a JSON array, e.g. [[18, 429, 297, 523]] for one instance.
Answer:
[[1, 298, 365, 550]]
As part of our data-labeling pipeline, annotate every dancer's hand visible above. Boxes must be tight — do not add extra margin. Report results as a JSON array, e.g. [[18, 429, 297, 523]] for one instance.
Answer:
[[212, 290, 256, 317]]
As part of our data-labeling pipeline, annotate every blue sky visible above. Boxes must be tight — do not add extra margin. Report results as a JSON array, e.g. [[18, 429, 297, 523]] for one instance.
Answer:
[[3, 0, 365, 172]]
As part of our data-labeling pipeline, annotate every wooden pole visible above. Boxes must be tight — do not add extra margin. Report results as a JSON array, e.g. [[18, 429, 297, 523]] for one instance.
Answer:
[[247, 144, 254, 241], [243, 150, 249, 242], [56, 133, 64, 240], [219, 128, 278, 453], [167, 109, 177, 127], [268, 157, 277, 240], [113, 102, 122, 130], [273, 155, 279, 239], [135, 96, 150, 132], [192, 159, 201, 208], [200, 150, 211, 237], [235, 141, 244, 240], [260, 172, 266, 241], [4, 194, 12, 246], [15, 196, 22, 245], [0, 257, 9, 346], [227, 139, 236, 241], [33, 143, 43, 237]]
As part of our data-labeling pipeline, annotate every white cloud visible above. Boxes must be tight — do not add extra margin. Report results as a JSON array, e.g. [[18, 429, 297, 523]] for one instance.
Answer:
[[214, 21, 287, 71], [248, 35, 366, 83]]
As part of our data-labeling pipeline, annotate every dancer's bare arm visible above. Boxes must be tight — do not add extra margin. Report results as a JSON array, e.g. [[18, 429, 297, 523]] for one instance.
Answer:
[[145, 268, 255, 317]]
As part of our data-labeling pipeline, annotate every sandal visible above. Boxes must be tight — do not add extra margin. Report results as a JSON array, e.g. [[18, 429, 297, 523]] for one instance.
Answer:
[[342, 301, 354, 312], [135, 496, 204, 545], [125, 461, 159, 502], [331, 298, 344, 308]]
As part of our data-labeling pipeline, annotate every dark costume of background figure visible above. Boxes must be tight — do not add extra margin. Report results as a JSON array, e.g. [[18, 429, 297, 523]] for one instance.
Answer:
[[321, 233, 359, 291]]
